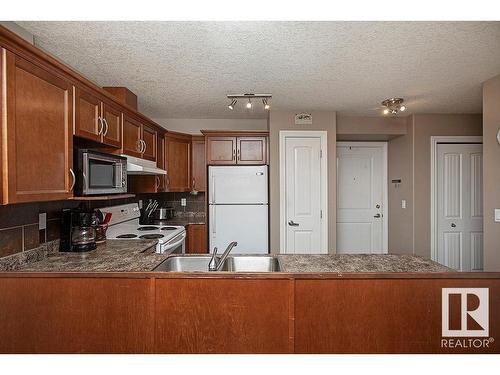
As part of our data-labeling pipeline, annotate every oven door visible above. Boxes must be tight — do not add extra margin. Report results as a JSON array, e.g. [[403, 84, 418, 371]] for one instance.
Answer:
[[158, 231, 186, 255], [82, 152, 127, 195]]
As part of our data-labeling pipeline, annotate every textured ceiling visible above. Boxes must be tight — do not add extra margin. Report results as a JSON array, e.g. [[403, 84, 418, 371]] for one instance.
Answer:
[[17, 21, 500, 119]]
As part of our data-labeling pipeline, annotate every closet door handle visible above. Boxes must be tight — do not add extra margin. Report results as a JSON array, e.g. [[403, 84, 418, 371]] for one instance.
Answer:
[[288, 220, 299, 227]]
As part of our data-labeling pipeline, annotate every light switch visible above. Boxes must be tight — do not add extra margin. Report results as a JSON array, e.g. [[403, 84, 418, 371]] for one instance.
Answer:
[[138, 200, 143, 209], [401, 200, 407, 209], [39, 213, 47, 230], [181, 198, 187, 207], [495, 209, 500, 222]]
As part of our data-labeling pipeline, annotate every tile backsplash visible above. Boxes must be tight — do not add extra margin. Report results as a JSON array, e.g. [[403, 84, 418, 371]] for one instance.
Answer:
[[0, 192, 206, 258]]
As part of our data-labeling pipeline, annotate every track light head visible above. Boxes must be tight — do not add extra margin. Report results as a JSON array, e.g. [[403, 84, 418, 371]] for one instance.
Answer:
[[246, 99, 252, 109], [263, 98, 270, 110], [228, 99, 237, 110]]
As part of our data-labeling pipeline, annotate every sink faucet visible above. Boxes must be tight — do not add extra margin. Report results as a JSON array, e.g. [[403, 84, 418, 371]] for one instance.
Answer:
[[208, 241, 238, 271]]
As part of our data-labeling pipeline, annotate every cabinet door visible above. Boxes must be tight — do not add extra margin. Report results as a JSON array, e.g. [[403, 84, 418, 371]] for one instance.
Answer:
[[102, 101, 122, 148], [166, 138, 190, 192], [237, 137, 267, 165], [186, 224, 207, 254], [142, 124, 157, 162], [206, 137, 236, 165], [3, 52, 73, 203], [74, 87, 102, 142], [122, 115, 142, 158], [191, 139, 206, 192], [156, 133, 167, 192]]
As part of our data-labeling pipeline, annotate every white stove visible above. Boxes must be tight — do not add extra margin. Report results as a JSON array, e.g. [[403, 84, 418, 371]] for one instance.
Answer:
[[102, 203, 186, 255]]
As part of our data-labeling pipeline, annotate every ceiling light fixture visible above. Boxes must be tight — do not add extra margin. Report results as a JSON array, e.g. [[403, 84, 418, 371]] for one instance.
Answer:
[[226, 93, 272, 111], [381, 98, 407, 116], [228, 99, 237, 110]]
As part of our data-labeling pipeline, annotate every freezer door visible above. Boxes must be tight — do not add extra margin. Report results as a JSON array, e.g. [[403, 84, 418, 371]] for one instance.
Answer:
[[209, 166, 268, 204], [209, 204, 268, 254]]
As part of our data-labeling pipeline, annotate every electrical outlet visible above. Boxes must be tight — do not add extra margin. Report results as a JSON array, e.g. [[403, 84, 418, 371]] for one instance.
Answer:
[[495, 209, 500, 222], [138, 199, 143, 209], [39, 213, 47, 230], [401, 200, 407, 209], [181, 198, 187, 207]]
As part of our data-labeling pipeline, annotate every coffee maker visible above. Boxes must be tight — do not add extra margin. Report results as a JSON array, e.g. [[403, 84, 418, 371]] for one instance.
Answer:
[[60, 208, 97, 252]]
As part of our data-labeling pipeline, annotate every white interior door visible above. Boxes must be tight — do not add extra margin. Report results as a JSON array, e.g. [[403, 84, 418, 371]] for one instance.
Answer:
[[281, 133, 327, 254], [437, 143, 483, 271], [336, 142, 387, 254]]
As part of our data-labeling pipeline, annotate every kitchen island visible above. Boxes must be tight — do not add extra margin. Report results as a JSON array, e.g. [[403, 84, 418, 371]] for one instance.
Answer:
[[0, 242, 498, 354]]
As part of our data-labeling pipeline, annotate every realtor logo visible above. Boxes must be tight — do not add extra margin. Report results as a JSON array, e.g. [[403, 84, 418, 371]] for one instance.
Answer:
[[442, 288, 489, 337]]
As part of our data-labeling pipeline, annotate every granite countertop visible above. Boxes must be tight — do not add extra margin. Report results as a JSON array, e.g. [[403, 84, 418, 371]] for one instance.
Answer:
[[16, 240, 168, 272], [277, 254, 452, 273]]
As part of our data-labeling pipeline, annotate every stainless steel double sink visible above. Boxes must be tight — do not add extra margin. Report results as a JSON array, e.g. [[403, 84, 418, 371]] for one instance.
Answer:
[[154, 255, 281, 272]]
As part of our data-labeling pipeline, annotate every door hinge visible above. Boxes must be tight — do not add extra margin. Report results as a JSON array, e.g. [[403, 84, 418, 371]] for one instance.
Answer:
[[320, 210, 323, 219], [320, 149, 323, 158]]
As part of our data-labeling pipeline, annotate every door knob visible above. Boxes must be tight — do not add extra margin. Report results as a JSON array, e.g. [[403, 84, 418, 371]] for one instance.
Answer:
[[288, 220, 299, 226], [373, 213, 381, 218], [451, 223, 456, 228]]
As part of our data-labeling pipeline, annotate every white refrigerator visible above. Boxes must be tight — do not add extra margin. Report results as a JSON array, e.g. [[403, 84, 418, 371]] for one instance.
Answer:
[[208, 166, 269, 254]]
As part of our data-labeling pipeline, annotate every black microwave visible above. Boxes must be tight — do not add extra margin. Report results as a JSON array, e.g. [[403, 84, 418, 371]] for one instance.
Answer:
[[74, 150, 127, 196]]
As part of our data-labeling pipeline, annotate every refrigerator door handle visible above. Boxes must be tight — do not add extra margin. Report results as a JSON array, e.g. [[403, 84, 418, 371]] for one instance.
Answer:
[[211, 176, 216, 203], [211, 206, 216, 236]]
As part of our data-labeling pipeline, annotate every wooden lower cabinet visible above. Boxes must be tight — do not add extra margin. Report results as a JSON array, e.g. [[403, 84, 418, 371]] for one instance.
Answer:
[[0, 277, 155, 353], [186, 224, 207, 253], [294, 278, 500, 354], [155, 278, 291, 353]]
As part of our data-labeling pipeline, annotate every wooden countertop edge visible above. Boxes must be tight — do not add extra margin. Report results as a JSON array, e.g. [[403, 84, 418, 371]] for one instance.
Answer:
[[0, 271, 499, 279]]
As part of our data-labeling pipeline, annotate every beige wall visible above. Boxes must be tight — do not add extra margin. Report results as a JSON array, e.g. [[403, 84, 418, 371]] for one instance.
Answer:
[[269, 111, 337, 253], [483, 74, 500, 271], [337, 116, 407, 140], [154, 118, 268, 134], [387, 117, 414, 254]]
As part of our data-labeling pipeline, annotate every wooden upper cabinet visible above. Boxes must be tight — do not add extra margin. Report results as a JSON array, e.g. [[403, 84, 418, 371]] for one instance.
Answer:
[[191, 137, 206, 192], [122, 114, 143, 158], [142, 124, 157, 162], [166, 134, 191, 192], [206, 137, 237, 164], [101, 101, 122, 148], [122, 114, 157, 162], [74, 88, 122, 148], [74, 87, 101, 143], [237, 137, 267, 164], [2, 51, 74, 203], [204, 132, 269, 165]]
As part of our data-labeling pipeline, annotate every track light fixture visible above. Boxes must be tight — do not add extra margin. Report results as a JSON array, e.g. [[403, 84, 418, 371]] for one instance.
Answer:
[[381, 98, 407, 116], [226, 93, 272, 111]]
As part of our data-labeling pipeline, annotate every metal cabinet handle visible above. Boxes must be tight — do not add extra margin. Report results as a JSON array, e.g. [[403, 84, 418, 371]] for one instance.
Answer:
[[233, 149, 236, 160], [374, 213, 381, 218], [192, 178, 196, 189], [451, 223, 457, 228], [237, 149, 240, 161], [155, 176, 160, 190], [97, 117, 104, 135], [102, 118, 109, 136], [136, 140, 142, 152], [69, 168, 76, 191], [142, 140, 147, 154], [288, 220, 299, 226]]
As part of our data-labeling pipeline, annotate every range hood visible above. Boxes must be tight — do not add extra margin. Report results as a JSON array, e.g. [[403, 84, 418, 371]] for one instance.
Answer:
[[122, 155, 167, 175]]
